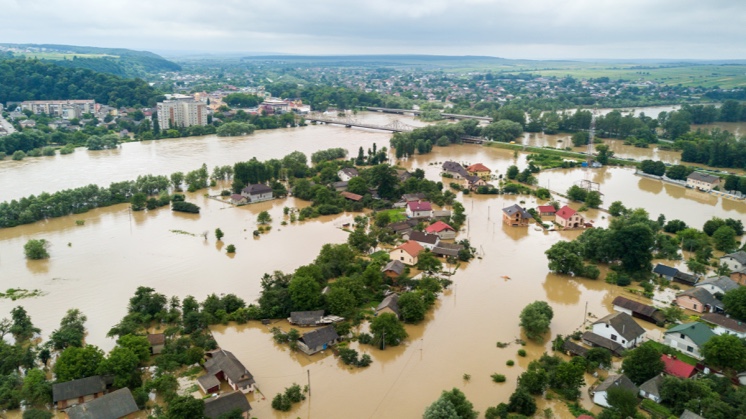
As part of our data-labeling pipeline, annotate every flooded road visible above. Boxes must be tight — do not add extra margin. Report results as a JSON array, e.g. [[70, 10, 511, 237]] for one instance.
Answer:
[[1, 110, 745, 418]]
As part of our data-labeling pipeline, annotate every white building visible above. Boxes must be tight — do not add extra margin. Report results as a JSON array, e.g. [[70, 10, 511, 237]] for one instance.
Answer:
[[663, 322, 715, 360], [720, 251, 746, 272], [20, 99, 96, 119], [157, 100, 207, 128], [686, 172, 720, 191], [592, 375, 638, 408], [591, 312, 646, 349]]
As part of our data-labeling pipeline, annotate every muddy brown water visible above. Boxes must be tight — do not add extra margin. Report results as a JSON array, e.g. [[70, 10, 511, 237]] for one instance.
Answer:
[[1, 111, 745, 418]]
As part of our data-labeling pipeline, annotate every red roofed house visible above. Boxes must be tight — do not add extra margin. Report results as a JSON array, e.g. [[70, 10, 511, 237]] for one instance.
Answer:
[[661, 354, 696, 378], [406, 201, 432, 218], [425, 221, 456, 240], [389, 240, 424, 266], [340, 191, 363, 201], [556, 205, 584, 229], [466, 163, 491, 178], [537, 205, 556, 216]]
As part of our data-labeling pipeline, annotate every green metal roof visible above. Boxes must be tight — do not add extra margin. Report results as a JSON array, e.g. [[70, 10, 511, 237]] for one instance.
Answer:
[[666, 322, 716, 346]]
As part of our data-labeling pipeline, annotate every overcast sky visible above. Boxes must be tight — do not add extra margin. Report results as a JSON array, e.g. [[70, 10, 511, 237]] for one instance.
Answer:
[[2, 0, 744, 59]]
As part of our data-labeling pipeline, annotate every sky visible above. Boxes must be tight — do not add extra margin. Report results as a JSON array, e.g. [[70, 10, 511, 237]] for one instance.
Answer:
[[2, 0, 745, 59]]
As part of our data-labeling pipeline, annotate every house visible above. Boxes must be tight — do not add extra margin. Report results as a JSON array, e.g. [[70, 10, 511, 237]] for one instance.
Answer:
[[663, 322, 716, 359], [502, 204, 531, 226], [673, 270, 700, 286], [562, 340, 589, 357], [639, 375, 664, 403], [591, 312, 646, 349], [288, 310, 325, 326], [581, 331, 625, 356], [381, 260, 406, 278], [701, 313, 746, 338], [425, 221, 456, 240], [680, 409, 705, 419], [431, 209, 452, 219], [390, 240, 424, 266], [52, 375, 107, 409], [442, 161, 468, 179], [331, 181, 349, 192], [675, 287, 723, 313], [732, 268, 746, 287], [147, 333, 165, 355], [396, 170, 413, 183], [230, 194, 248, 205], [555, 205, 584, 229], [720, 251, 746, 272], [19, 119, 37, 128], [401, 193, 427, 202], [695, 276, 739, 296], [376, 293, 400, 318], [432, 242, 464, 258], [536, 205, 556, 216], [387, 220, 416, 237], [337, 168, 359, 182], [686, 172, 720, 191], [611, 296, 665, 325], [66, 388, 139, 419], [240, 184, 273, 203], [406, 201, 433, 218], [653, 263, 678, 281], [409, 231, 440, 250], [466, 163, 491, 178], [198, 349, 255, 394], [592, 374, 638, 408], [297, 325, 340, 355], [465, 175, 489, 190], [661, 354, 696, 378], [204, 391, 252, 419], [340, 191, 363, 201]]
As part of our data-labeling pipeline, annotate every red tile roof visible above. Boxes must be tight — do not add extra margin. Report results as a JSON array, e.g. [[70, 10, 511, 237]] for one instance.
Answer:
[[661, 354, 696, 378], [537, 205, 556, 214], [407, 201, 432, 212], [394, 240, 424, 257], [340, 191, 363, 201], [425, 221, 455, 233], [466, 163, 491, 173], [556, 205, 577, 220]]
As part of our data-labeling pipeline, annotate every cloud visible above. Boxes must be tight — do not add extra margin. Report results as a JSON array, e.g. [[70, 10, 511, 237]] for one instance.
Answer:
[[1, 0, 744, 58]]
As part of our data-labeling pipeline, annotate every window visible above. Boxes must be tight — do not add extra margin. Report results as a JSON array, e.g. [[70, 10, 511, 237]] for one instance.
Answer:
[[686, 346, 694, 353], [693, 304, 698, 310], [680, 333, 685, 339], [611, 334, 617, 341]]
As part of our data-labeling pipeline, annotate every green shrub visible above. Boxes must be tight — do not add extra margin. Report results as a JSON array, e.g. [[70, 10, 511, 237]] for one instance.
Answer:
[[517, 349, 527, 357], [491, 373, 506, 383], [12, 150, 26, 160], [506, 360, 515, 366]]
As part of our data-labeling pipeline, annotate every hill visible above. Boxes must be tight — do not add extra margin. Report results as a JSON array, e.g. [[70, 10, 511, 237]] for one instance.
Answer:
[[0, 59, 163, 108], [0, 43, 181, 77]]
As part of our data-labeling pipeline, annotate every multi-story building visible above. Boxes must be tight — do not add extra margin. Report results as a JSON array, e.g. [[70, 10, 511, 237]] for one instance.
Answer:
[[20, 100, 96, 119], [157, 100, 207, 128]]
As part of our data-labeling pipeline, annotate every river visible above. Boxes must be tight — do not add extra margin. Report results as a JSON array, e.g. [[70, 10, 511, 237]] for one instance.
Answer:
[[1, 111, 745, 418]]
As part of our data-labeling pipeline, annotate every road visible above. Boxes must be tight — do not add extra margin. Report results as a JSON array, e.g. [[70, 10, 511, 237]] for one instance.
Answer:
[[0, 113, 16, 135]]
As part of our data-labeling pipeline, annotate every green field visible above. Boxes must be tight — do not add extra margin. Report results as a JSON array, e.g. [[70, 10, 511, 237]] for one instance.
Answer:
[[13, 52, 118, 60]]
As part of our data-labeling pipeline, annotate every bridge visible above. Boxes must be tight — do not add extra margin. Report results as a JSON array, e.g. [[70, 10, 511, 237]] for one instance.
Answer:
[[366, 107, 493, 122], [305, 114, 416, 132]]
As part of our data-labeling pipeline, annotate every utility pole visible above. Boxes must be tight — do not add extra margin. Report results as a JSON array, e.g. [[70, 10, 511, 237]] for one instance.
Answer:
[[584, 301, 588, 324], [307, 369, 311, 397]]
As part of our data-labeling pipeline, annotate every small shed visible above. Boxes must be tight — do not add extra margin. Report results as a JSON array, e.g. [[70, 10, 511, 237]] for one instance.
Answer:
[[381, 260, 406, 279], [376, 293, 400, 318], [288, 310, 325, 326], [147, 333, 165, 355]]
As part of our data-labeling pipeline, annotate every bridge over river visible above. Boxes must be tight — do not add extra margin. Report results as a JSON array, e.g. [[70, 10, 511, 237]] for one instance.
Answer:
[[366, 107, 493, 122]]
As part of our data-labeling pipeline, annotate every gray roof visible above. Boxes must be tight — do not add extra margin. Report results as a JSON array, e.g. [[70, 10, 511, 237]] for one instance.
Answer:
[[639, 375, 664, 399], [595, 374, 638, 394], [289, 310, 324, 325], [242, 183, 272, 195], [331, 181, 348, 189], [339, 167, 359, 177], [299, 325, 340, 349], [562, 340, 589, 357], [696, 276, 740, 293], [197, 373, 221, 391], [67, 388, 139, 419], [501, 203, 530, 219], [382, 260, 405, 276], [673, 271, 699, 286], [431, 210, 451, 218], [409, 231, 439, 245], [722, 251, 746, 265], [53, 376, 106, 402], [204, 391, 252, 419], [376, 293, 400, 316], [402, 193, 427, 202], [432, 246, 460, 257], [687, 171, 720, 184], [680, 409, 705, 419], [582, 331, 624, 356], [611, 296, 660, 319], [653, 263, 678, 277], [677, 287, 723, 310], [701, 313, 746, 333], [204, 349, 255, 388], [593, 312, 646, 341], [442, 161, 468, 176]]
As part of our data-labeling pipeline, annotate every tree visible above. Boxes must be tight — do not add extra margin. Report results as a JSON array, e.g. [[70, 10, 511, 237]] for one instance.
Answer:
[[723, 287, 746, 321], [621, 342, 664, 385], [416, 250, 442, 273], [585, 191, 602, 208], [664, 219, 688, 233], [370, 312, 408, 348], [605, 386, 639, 418], [49, 308, 87, 350], [24, 239, 49, 260], [257, 211, 272, 225], [288, 275, 321, 311], [712, 225, 737, 252], [226, 244, 236, 253], [398, 292, 426, 323], [20, 369, 51, 407], [170, 172, 184, 190], [572, 131, 589, 147], [10, 306, 40, 342], [54, 345, 105, 382], [517, 368, 548, 395], [130, 192, 147, 211], [215, 228, 224, 241], [506, 165, 519, 180], [595, 143, 612, 165], [608, 201, 627, 217], [508, 388, 537, 416], [519, 301, 554, 341], [545, 240, 584, 275], [166, 395, 205, 419], [22, 409, 53, 419], [325, 287, 356, 317], [702, 333, 746, 372], [97, 346, 140, 388], [116, 334, 151, 364], [424, 388, 478, 419]]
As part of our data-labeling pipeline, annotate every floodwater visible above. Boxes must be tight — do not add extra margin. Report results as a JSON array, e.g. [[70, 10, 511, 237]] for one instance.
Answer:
[[1, 111, 745, 418]]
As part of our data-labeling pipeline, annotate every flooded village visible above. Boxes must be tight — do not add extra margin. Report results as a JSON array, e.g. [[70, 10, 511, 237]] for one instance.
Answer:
[[2, 110, 746, 419]]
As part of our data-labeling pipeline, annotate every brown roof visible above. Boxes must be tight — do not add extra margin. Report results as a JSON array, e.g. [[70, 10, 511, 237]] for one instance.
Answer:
[[466, 163, 491, 173], [340, 191, 363, 201], [147, 333, 165, 346], [612, 296, 658, 317], [394, 240, 424, 258], [701, 313, 746, 333], [409, 231, 440, 245], [204, 349, 255, 388]]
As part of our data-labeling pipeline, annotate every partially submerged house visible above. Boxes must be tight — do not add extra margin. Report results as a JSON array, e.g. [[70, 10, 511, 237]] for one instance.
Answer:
[[337, 167, 359, 182], [680, 410, 705, 419], [591, 312, 646, 350], [204, 391, 252, 419], [425, 221, 456, 240], [720, 250, 746, 272], [653, 263, 678, 281], [442, 161, 468, 179], [52, 375, 108, 409], [66, 388, 139, 419], [555, 205, 584, 229], [288, 310, 325, 326], [298, 325, 341, 355], [390, 240, 424, 266], [663, 322, 716, 360], [409, 231, 440, 250], [581, 331, 625, 356], [561, 340, 589, 357], [198, 349, 256, 394], [432, 242, 464, 258], [465, 163, 491, 178], [536, 205, 556, 216], [147, 333, 165, 355], [592, 374, 638, 408], [376, 293, 400, 318], [701, 313, 746, 338], [340, 191, 363, 201], [240, 183, 273, 203], [501, 204, 531, 226], [675, 287, 723, 313], [611, 296, 665, 325], [381, 260, 406, 279], [695, 276, 739, 296], [686, 172, 720, 191]]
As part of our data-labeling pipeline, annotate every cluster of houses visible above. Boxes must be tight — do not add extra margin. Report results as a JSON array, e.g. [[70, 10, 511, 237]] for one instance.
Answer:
[[500, 202, 588, 229], [286, 311, 344, 355], [441, 161, 493, 190]]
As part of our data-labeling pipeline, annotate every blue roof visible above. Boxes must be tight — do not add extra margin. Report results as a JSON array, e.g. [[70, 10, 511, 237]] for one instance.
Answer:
[[653, 263, 678, 277]]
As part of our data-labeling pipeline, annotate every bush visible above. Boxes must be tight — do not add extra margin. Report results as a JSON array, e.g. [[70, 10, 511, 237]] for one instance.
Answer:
[[172, 201, 200, 213], [12, 150, 26, 160], [491, 373, 506, 383], [226, 244, 236, 253], [506, 360, 515, 366], [24, 239, 50, 260], [27, 148, 42, 157], [42, 147, 56, 156], [517, 349, 527, 357]]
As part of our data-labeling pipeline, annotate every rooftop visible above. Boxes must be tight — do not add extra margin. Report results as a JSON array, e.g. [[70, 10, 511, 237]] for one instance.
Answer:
[[409, 231, 440, 245], [502, 203, 530, 218], [204, 391, 252, 419], [299, 325, 340, 349], [661, 354, 696, 378], [66, 388, 138, 419], [394, 240, 424, 258], [687, 171, 720, 184], [595, 374, 638, 394], [666, 322, 716, 346], [555, 205, 577, 220], [701, 313, 746, 333], [593, 312, 646, 341], [696, 276, 739, 293], [722, 250, 746, 265], [52, 376, 106, 402], [425, 220, 455, 233], [407, 201, 432, 212]]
